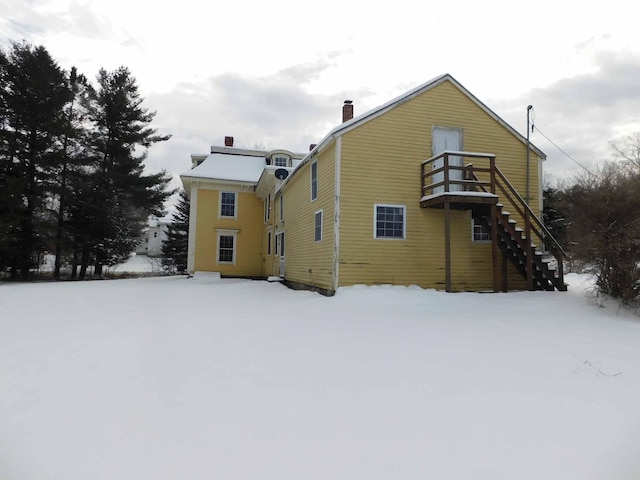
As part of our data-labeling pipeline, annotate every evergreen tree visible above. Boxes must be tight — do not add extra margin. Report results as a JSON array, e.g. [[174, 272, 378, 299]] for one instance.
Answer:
[[161, 189, 190, 273], [0, 42, 71, 278], [52, 67, 92, 278], [75, 66, 172, 278]]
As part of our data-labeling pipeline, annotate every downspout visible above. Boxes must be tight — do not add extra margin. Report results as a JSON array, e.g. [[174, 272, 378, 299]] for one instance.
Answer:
[[187, 183, 198, 273], [333, 136, 342, 292]]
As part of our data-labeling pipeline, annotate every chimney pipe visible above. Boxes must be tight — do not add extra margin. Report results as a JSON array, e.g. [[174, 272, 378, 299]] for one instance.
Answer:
[[342, 100, 353, 123], [309, 143, 317, 151], [224, 136, 234, 147]]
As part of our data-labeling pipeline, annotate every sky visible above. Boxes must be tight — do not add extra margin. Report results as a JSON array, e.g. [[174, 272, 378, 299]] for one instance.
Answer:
[[2, 0, 640, 197]]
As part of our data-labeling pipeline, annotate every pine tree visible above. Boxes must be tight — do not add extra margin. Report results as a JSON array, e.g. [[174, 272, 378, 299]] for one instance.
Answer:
[[75, 66, 172, 278], [0, 42, 71, 278], [161, 189, 190, 273]]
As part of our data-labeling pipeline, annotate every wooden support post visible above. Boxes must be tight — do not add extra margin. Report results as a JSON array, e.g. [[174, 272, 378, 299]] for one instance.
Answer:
[[443, 153, 450, 193], [502, 248, 508, 292], [525, 209, 534, 291], [444, 200, 452, 292], [491, 204, 500, 292]]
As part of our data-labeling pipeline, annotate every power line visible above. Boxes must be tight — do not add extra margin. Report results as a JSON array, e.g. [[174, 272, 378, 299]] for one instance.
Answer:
[[532, 125, 596, 177]]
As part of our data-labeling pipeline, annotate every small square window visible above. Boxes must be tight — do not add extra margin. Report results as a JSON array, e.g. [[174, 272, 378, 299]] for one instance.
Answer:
[[472, 214, 491, 242], [274, 156, 288, 167], [374, 204, 405, 239]]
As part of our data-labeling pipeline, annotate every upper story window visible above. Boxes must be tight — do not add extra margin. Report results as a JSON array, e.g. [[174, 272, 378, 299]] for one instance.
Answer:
[[279, 195, 284, 222], [264, 194, 271, 222], [374, 204, 406, 239], [274, 156, 288, 167], [311, 160, 318, 201], [220, 192, 236, 218]]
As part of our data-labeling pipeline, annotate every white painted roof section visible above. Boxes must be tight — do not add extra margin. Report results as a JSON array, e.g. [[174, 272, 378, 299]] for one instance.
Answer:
[[181, 153, 266, 183]]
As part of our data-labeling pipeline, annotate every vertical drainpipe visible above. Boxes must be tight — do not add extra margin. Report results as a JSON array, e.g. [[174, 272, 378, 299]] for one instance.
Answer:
[[187, 183, 198, 273], [333, 136, 341, 292]]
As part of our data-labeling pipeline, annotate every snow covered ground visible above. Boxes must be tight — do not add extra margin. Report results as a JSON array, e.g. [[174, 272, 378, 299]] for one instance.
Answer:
[[1, 274, 640, 479]]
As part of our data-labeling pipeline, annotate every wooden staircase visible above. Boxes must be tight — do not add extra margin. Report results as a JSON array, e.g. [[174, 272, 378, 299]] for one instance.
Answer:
[[420, 151, 568, 292]]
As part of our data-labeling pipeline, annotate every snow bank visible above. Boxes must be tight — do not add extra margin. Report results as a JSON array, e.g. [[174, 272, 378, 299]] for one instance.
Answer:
[[1, 274, 640, 479]]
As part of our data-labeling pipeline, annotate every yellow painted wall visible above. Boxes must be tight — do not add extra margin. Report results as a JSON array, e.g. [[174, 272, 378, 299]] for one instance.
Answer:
[[280, 145, 336, 290], [193, 187, 264, 276], [338, 79, 540, 291]]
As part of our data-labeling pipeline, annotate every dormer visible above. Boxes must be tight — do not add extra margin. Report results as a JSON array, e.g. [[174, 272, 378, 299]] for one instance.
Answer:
[[266, 150, 293, 168]]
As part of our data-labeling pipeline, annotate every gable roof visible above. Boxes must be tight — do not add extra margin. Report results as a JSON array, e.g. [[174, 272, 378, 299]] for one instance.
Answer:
[[281, 73, 545, 189], [333, 73, 545, 158]]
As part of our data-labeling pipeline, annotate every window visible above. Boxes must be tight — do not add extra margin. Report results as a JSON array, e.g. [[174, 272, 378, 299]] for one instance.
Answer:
[[220, 192, 236, 218], [267, 230, 272, 255], [275, 232, 285, 256], [279, 195, 284, 222], [216, 231, 237, 264], [310, 160, 318, 201], [472, 214, 491, 242], [374, 204, 406, 239], [314, 210, 323, 242], [274, 156, 288, 167], [264, 195, 271, 222]]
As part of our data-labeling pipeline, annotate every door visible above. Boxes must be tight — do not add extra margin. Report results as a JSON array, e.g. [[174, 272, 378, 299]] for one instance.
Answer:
[[432, 127, 463, 193], [276, 232, 285, 277]]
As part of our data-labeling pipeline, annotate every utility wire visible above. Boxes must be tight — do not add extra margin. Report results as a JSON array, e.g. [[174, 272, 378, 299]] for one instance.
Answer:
[[532, 125, 597, 178]]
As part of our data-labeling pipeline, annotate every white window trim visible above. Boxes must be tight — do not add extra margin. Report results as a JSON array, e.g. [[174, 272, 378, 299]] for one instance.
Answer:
[[216, 229, 238, 265], [314, 209, 323, 242], [373, 204, 406, 240], [471, 217, 491, 243], [310, 160, 318, 201], [218, 191, 237, 219]]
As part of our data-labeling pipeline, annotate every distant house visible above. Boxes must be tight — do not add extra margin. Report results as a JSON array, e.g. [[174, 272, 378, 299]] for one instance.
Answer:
[[136, 217, 170, 257], [181, 74, 566, 294]]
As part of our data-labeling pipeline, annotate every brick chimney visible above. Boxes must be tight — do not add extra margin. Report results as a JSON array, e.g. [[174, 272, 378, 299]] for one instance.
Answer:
[[224, 136, 234, 147], [309, 143, 317, 151], [342, 100, 353, 123]]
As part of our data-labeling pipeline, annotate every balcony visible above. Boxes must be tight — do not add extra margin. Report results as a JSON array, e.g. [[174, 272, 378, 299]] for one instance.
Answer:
[[420, 151, 498, 210]]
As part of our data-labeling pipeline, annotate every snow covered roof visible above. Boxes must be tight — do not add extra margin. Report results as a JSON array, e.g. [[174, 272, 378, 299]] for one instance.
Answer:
[[181, 153, 266, 184]]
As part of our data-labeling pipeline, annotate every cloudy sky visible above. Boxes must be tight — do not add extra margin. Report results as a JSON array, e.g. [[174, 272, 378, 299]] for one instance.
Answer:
[[2, 0, 640, 193]]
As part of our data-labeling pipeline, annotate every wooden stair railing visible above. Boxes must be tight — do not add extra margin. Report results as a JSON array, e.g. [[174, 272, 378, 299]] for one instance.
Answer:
[[468, 166, 568, 292]]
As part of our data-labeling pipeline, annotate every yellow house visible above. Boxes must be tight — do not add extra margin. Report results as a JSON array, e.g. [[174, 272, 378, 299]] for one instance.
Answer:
[[181, 74, 567, 295]]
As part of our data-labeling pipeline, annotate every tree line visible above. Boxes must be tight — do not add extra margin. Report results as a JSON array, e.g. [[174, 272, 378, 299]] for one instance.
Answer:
[[0, 41, 172, 279], [543, 133, 640, 304]]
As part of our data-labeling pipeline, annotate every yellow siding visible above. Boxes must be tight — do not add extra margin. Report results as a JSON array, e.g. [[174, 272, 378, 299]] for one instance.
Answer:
[[339, 80, 539, 291], [194, 188, 264, 276], [280, 145, 336, 291]]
